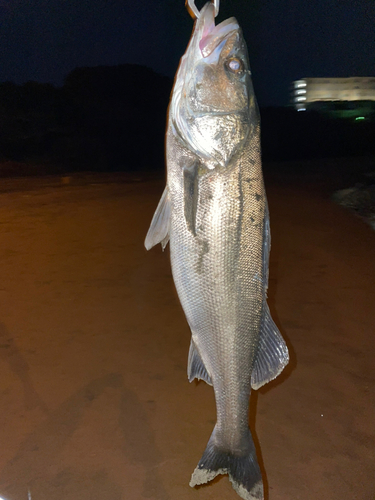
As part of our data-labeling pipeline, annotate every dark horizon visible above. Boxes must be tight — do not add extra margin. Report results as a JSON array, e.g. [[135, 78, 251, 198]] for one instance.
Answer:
[[0, 0, 374, 107]]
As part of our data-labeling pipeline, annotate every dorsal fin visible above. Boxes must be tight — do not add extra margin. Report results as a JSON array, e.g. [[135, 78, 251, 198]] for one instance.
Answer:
[[251, 303, 289, 390]]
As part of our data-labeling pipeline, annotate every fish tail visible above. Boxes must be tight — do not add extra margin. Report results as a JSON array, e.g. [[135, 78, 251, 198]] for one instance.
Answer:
[[189, 426, 263, 500]]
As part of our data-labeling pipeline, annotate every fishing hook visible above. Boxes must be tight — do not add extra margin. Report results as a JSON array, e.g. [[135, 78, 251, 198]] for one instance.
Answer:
[[186, 0, 219, 19]]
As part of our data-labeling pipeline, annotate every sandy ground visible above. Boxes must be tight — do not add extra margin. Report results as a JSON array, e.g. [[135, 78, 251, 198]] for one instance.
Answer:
[[0, 173, 374, 500]]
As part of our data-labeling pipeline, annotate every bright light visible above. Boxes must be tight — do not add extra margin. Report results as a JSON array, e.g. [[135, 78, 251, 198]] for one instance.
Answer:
[[355, 116, 365, 121], [297, 108, 306, 112], [296, 96, 306, 101], [295, 82, 307, 88], [296, 89, 306, 94]]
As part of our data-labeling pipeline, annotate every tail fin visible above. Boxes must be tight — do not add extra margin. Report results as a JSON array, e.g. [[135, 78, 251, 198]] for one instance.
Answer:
[[189, 427, 264, 500]]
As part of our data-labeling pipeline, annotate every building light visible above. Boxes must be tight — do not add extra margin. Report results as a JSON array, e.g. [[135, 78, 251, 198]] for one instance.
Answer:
[[296, 89, 306, 94], [296, 96, 306, 101], [297, 108, 306, 112]]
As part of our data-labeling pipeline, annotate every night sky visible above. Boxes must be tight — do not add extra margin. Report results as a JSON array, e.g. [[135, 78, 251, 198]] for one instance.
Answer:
[[0, 0, 374, 106]]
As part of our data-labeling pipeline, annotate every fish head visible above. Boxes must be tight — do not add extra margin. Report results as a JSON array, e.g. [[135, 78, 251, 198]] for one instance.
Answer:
[[171, 2, 258, 169]]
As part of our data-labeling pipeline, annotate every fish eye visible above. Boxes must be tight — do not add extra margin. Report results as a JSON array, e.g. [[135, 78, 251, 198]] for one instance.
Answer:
[[226, 57, 244, 74]]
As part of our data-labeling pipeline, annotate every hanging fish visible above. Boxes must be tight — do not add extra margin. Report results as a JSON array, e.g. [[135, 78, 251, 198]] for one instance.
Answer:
[[145, 2, 289, 499]]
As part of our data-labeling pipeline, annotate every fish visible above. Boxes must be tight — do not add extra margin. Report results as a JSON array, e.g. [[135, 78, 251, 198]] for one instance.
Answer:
[[144, 2, 289, 499]]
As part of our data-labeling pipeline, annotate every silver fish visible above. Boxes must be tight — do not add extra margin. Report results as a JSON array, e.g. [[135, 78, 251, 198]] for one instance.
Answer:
[[145, 3, 289, 499]]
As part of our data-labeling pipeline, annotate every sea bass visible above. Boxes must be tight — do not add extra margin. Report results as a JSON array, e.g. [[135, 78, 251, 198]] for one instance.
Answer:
[[145, 2, 289, 499]]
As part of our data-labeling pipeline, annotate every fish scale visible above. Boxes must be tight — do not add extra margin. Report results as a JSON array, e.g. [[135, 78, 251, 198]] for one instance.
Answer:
[[145, 3, 289, 499]]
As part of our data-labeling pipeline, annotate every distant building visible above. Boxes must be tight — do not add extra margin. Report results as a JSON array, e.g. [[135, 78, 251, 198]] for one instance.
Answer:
[[291, 77, 375, 114]]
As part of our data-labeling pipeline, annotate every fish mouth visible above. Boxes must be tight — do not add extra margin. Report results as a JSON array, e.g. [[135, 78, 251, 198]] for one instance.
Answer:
[[197, 3, 239, 59]]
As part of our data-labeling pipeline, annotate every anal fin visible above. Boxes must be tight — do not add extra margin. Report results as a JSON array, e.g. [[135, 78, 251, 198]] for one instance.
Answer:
[[188, 338, 212, 385], [251, 302, 289, 390]]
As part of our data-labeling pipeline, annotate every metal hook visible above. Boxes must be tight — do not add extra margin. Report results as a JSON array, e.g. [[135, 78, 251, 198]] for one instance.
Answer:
[[185, 0, 219, 19]]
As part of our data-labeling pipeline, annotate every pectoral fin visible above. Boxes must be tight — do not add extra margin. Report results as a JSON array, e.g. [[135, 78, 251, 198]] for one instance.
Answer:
[[183, 161, 199, 236], [251, 303, 289, 390], [188, 338, 212, 385], [144, 187, 171, 251]]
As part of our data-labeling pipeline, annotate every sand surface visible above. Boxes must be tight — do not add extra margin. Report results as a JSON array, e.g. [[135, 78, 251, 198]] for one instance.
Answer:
[[0, 173, 374, 500]]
